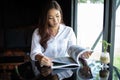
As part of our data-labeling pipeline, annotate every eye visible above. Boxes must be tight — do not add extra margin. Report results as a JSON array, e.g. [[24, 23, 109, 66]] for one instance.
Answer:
[[49, 17, 53, 19], [56, 15, 60, 18]]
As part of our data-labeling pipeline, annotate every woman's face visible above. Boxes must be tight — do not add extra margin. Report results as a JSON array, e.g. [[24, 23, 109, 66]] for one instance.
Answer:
[[47, 8, 61, 28]]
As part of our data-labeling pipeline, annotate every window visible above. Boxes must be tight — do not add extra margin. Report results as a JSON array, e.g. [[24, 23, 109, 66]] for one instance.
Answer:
[[77, 0, 104, 60], [75, 0, 120, 79], [113, 1, 120, 71]]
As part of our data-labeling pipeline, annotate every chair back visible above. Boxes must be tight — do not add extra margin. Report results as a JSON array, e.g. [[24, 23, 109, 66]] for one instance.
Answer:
[[15, 61, 35, 80]]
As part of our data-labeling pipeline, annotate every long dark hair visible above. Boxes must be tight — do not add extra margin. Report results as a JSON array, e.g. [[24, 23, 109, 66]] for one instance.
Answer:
[[38, 0, 64, 51]]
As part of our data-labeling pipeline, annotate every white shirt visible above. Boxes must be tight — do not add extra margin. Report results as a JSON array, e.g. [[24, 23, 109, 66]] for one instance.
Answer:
[[30, 24, 76, 60]]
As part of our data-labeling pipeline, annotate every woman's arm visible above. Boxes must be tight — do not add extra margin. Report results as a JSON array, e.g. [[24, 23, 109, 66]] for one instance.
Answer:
[[30, 28, 43, 60], [30, 28, 53, 67]]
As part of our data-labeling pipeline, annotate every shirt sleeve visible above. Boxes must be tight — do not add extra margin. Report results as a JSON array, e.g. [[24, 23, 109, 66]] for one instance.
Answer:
[[30, 28, 44, 60]]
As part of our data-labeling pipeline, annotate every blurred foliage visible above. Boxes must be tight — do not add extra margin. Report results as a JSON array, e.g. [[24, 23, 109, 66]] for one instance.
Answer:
[[78, 0, 87, 3], [78, 0, 104, 3], [114, 56, 120, 70]]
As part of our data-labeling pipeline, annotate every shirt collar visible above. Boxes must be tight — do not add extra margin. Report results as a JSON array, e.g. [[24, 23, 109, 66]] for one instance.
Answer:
[[58, 24, 65, 32]]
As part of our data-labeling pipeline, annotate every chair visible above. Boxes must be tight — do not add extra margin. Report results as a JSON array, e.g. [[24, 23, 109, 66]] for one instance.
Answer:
[[14, 61, 35, 80]]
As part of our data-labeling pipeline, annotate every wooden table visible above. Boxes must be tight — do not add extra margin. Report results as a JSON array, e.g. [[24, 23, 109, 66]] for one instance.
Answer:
[[0, 55, 30, 80]]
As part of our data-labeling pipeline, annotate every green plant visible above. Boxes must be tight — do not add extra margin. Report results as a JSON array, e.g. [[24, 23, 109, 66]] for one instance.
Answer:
[[101, 40, 111, 53]]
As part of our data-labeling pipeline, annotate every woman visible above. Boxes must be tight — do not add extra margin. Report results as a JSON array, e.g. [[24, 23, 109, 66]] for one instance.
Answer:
[[30, 0, 92, 71]]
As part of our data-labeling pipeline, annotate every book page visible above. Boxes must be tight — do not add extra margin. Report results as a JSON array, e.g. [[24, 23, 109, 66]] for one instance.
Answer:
[[68, 45, 93, 65], [68, 45, 85, 65], [52, 57, 79, 69], [52, 57, 76, 64], [52, 45, 93, 69]]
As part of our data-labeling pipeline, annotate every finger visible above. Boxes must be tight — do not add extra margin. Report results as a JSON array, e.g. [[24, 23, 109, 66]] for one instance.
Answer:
[[46, 61, 53, 67], [41, 56, 50, 63], [86, 53, 91, 58], [43, 56, 52, 63], [41, 59, 53, 67], [81, 53, 90, 59], [88, 51, 92, 55]]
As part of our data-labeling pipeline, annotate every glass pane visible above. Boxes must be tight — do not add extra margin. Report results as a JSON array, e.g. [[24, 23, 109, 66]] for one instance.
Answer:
[[113, 1, 120, 71], [77, 1, 104, 60], [113, 2, 120, 79]]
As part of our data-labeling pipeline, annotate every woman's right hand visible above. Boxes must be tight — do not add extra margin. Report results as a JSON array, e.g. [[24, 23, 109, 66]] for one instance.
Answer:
[[40, 56, 53, 67], [35, 54, 53, 67]]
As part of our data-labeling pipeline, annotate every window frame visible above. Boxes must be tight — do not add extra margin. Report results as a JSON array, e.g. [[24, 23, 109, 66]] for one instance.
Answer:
[[73, 0, 118, 79]]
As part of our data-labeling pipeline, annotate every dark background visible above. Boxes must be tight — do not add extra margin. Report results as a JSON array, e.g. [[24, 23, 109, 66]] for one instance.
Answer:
[[0, 0, 72, 53]]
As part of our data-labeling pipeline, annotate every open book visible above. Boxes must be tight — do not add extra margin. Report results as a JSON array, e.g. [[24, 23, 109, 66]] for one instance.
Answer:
[[51, 45, 93, 69]]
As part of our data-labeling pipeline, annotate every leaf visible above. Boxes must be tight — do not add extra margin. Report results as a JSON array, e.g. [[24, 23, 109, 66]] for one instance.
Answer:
[[101, 40, 111, 52]]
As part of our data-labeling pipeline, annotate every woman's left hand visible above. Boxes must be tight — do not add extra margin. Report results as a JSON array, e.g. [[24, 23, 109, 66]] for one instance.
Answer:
[[81, 51, 93, 59]]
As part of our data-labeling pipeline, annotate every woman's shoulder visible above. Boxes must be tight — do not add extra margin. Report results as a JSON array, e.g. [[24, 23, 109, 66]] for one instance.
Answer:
[[33, 28, 39, 33], [32, 28, 39, 36]]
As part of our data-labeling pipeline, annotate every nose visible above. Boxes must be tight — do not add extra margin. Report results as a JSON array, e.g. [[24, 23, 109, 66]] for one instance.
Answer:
[[53, 17, 57, 22]]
